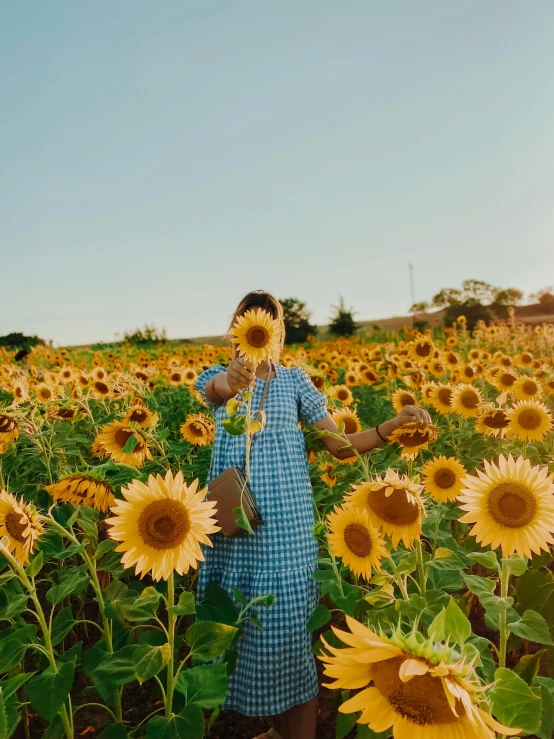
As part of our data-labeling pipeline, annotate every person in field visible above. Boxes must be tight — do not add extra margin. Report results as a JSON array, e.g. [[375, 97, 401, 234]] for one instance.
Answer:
[[194, 290, 431, 739]]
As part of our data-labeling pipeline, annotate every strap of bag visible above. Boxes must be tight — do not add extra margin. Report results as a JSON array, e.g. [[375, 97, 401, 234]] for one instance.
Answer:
[[207, 360, 273, 480]]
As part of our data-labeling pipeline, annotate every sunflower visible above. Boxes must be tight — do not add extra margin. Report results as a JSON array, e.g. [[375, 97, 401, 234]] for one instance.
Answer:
[[0, 414, 19, 447], [359, 368, 380, 385], [408, 338, 434, 363], [105, 469, 220, 581], [48, 407, 78, 422], [229, 308, 281, 367], [326, 505, 387, 579], [180, 413, 216, 447], [505, 399, 553, 442], [421, 456, 467, 502], [475, 406, 510, 438], [183, 368, 197, 385], [543, 378, 554, 396], [427, 383, 454, 415], [46, 474, 115, 512], [391, 389, 418, 414], [451, 384, 483, 418], [124, 405, 159, 429], [457, 454, 554, 558], [345, 469, 424, 548], [0, 490, 44, 564], [12, 382, 29, 405], [329, 385, 354, 407], [318, 615, 520, 739], [494, 370, 518, 392], [92, 420, 153, 467], [331, 407, 362, 435], [512, 375, 542, 401], [58, 366, 75, 384], [35, 382, 56, 403], [387, 421, 438, 460], [89, 379, 112, 399], [319, 461, 337, 487]]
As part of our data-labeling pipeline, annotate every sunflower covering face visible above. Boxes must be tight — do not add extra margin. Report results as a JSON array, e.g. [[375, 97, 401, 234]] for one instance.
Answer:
[[457, 454, 554, 558], [229, 308, 281, 367], [106, 469, 220, 581], [318, 615, 521, 739]]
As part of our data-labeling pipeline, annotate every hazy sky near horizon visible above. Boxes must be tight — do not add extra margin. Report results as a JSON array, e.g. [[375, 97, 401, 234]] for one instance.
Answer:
[[2, 2, 554, 346]]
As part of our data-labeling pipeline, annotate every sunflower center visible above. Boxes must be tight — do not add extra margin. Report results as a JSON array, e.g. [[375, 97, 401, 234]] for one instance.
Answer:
[[437, 388, 452, 405], [500, 373, 515, 387], [0, 416, 12, 432], [398, 430, 430, 447], [129, 409, 147, 423], [190, 422, 205, 437], [517, 409, 542, 430], [343, 523, 372, 557], [95, 382, 109, 394], [483, 411, 509, 429], [434, 469, 457, 489], [415, 343, 432, 357], [337, 389, 349, 401], [343, 418, 358, 434], [138, 499, 190, 550], [521, 380, 538, 395], [246, 326, 269, 348], [400, 394, 414, 407], [487, 482, 537, 528], [41, 388, 52, 399], [5, 511, 28, 543], [371, 657, 462, 726], [114, 429, 144, 452], [460, 391, 479, 409], [368, 488, 420, 525]]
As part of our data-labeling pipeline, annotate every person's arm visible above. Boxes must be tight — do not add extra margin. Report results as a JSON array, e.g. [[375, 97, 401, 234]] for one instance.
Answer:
[[315, 404, 432, 459], [205, 356, 256, 405]]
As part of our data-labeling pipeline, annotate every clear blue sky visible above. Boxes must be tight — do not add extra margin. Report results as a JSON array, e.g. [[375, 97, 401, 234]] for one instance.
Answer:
[[2, 1, 554, 346]]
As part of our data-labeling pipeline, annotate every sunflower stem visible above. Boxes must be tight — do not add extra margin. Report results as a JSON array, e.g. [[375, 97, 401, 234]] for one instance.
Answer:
[[0, 544, 74, 739], [498, 560, 511, 670], [388, 556, 409, 600], [165, 572, 176, 719], [46, 516, 122, 723], [415, 540, 426, 597]]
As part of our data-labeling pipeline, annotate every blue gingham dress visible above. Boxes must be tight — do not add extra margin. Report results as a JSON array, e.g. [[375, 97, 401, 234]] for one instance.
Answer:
[[194, 362, 329, 716]]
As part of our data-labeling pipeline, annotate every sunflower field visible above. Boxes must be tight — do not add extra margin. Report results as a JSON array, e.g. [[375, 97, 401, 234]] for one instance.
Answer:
[[1, 316, 554, 739]]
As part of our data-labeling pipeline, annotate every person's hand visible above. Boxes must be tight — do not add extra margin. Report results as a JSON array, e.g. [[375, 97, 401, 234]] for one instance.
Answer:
[[392, 404, 432, 428], [226, 356, 256, 395]]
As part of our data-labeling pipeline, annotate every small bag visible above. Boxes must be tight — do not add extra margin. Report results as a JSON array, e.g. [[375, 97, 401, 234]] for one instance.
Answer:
[[206, 361, 272, 537]]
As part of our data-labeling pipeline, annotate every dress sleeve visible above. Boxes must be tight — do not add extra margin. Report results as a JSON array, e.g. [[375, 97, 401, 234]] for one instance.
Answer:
[[194, 364, 227, 411], [293, 365, 330, 425]]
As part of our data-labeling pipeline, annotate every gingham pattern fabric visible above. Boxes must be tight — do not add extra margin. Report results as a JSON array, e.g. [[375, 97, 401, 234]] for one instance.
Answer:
[[193, 362, 330, 716]]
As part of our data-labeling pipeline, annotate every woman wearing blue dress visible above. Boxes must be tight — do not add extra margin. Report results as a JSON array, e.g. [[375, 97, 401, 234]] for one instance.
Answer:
[[194, 291, 430, 739]]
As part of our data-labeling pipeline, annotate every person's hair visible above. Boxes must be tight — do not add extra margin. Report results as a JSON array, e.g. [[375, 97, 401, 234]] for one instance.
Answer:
[[227, 290, 285, 362]]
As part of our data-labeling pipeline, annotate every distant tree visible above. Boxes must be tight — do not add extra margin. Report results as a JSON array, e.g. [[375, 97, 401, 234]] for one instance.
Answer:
[[460, 279, 497, 306], [492, 288, 524, 307], [410, 301, 430, 314], [530, 286, 554, 312], [123, 324, 167, 346], [444, 303, 494, 329], [329, 296, 358, 337], [0, 332, 43, 353], [280, 297, 318, 344], [431, 288, 463, 308]]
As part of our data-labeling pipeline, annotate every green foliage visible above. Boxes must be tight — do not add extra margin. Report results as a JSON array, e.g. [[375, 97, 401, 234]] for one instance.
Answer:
[[329, 296, 359, 337], [280, 297, 318, 344], [123, 323, 167, 345]]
